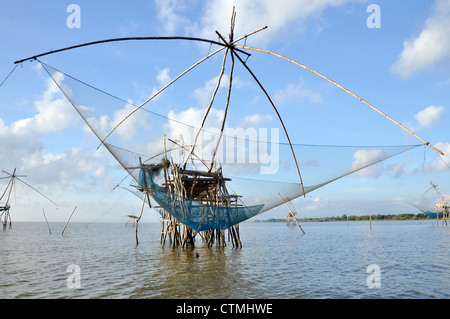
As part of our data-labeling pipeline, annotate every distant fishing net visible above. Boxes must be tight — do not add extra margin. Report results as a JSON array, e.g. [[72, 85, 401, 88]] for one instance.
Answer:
[[39, 60, 422, 231], [408, 182, 449, 219]]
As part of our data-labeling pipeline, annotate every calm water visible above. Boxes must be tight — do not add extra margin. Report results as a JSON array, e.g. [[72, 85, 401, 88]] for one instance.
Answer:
[[0, 220, 448, 299]]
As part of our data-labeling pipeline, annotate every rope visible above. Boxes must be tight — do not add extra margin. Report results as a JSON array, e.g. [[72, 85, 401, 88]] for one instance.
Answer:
[[39, 60, 423, 149], [236, 45, 445, 157], [0, 64, 18, 88]]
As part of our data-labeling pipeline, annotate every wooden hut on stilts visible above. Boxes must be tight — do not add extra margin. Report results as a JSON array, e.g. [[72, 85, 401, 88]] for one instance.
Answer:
[[146, 151, 243, 248]]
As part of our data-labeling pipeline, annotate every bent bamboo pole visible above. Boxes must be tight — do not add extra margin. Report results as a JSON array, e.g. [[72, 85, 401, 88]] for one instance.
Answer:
[[183, 47, 229, 169], [42, 208, 51, 235], [98, 46, 226, 150], [278, 193, 305, 234], [98, 27, 267, 149], [228, 43, 306, 195], [14, 36, 227, 65], [235, 45, 444, 156], [61, 206, 77, 235]]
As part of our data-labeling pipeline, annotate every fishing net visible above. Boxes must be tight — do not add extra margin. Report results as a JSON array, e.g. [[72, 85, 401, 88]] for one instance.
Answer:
[[408, 183, 449, 218], [38, 59, 422, 231]]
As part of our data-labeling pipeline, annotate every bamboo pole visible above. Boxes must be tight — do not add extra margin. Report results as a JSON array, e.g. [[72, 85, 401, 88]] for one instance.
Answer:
[[436, 210, 439, 227], [14, 36, 226, 65], [97, 26, 267, 150], [278, 193, 305, 234], [135, 194, 146, 246], [227, 41, 305, 195], [235, 45, 444, 157], [42, 208, 51, 235], [183, 47, 229, 169], [61, 206, 77, 235], [98, 47, 226, 150], [205, 11, 236, 171], [234, 224, 242, 248], [209, 42, 235, 171]]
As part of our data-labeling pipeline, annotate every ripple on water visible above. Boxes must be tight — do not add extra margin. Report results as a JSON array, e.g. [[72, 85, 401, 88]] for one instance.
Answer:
[[0, 221, 448, 298]]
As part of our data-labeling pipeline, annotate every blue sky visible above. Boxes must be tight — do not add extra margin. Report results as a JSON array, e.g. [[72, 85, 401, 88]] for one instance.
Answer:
[[0, 0, 449, 223]]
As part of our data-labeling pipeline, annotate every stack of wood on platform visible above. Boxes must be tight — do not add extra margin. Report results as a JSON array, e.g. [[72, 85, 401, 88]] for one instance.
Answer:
[[156, 159, 242, 248]]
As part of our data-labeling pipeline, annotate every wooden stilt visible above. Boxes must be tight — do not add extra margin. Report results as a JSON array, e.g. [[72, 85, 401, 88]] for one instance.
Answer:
[[61, 206, 77, 235], [42, 208, 51, 235], [279, 193, 305, 234], [135, 195, 146, 246]]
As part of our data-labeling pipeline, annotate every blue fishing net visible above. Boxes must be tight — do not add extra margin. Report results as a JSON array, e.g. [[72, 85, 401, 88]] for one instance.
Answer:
[[37, 60, 424, 231], [138, 165, 263, 231]]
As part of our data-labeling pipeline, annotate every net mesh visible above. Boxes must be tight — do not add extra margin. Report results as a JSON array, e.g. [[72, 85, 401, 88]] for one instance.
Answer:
[[39, 60, 422, 230], [408, 183, 449, 218]]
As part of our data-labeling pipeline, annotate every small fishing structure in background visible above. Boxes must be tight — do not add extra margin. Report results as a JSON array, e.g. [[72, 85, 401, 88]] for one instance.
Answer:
[[410, 181, 449, 225], [279, 192, 305, 234], [0, 168, 57, 229]]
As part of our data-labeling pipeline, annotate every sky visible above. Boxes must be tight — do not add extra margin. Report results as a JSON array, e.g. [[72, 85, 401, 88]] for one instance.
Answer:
[[0, 0, 449, 224]]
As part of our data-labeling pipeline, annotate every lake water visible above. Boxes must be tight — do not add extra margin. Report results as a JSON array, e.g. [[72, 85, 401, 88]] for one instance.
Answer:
[[0, 220, 448, 299]]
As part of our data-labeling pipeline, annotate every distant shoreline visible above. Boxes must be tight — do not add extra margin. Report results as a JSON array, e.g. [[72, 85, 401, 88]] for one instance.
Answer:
[[254, 213, 431, 223]]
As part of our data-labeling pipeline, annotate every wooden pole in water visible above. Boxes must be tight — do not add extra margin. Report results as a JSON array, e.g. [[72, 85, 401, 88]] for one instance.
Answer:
[[61, 206, 77, 235], [370, 215, 372, 231], [135, 195, 146, 246], [278, 193, 305, 234], [436, 210, 439, 226], [235, 45, 444, 157], [42, 208, 51, 235]]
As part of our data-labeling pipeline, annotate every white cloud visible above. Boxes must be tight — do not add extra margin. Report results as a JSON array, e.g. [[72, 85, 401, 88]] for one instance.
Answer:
[[422, 142, 450, 172], [351, 149, 408, 178], [156, 68, 171, 85], [155, 0, 363, 44], [166, 106, 223, 143], [198, 0, 364, 44], [386, 163, 405, 179], [274, 81, 323, 105], [351, 149, 387, 178], [0, 73, 118, 208], [436, 77, 450, 88], [302, 196, 330, 211], [81, 99, 149, 144], [391, 0, 450, 78], [404, 105, 446, 132], [0, 73, 77, 174], [192, 75, 229, 107], [165, 106, 224, 164], [119, 20, 143, 37], [192, 73, 247, 108], [132, 67, 173, 104], [165, 106, 278, 173], [9, 72, 74, 135], [414, 105, 445, 129], [238, 114, 273, 129], [155, 0, 191, 35], [111, 100, 149, 140]]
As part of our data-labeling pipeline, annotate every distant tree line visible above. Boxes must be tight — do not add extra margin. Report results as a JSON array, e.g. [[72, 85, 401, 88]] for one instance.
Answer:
[[255, 213, 429, 223]]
